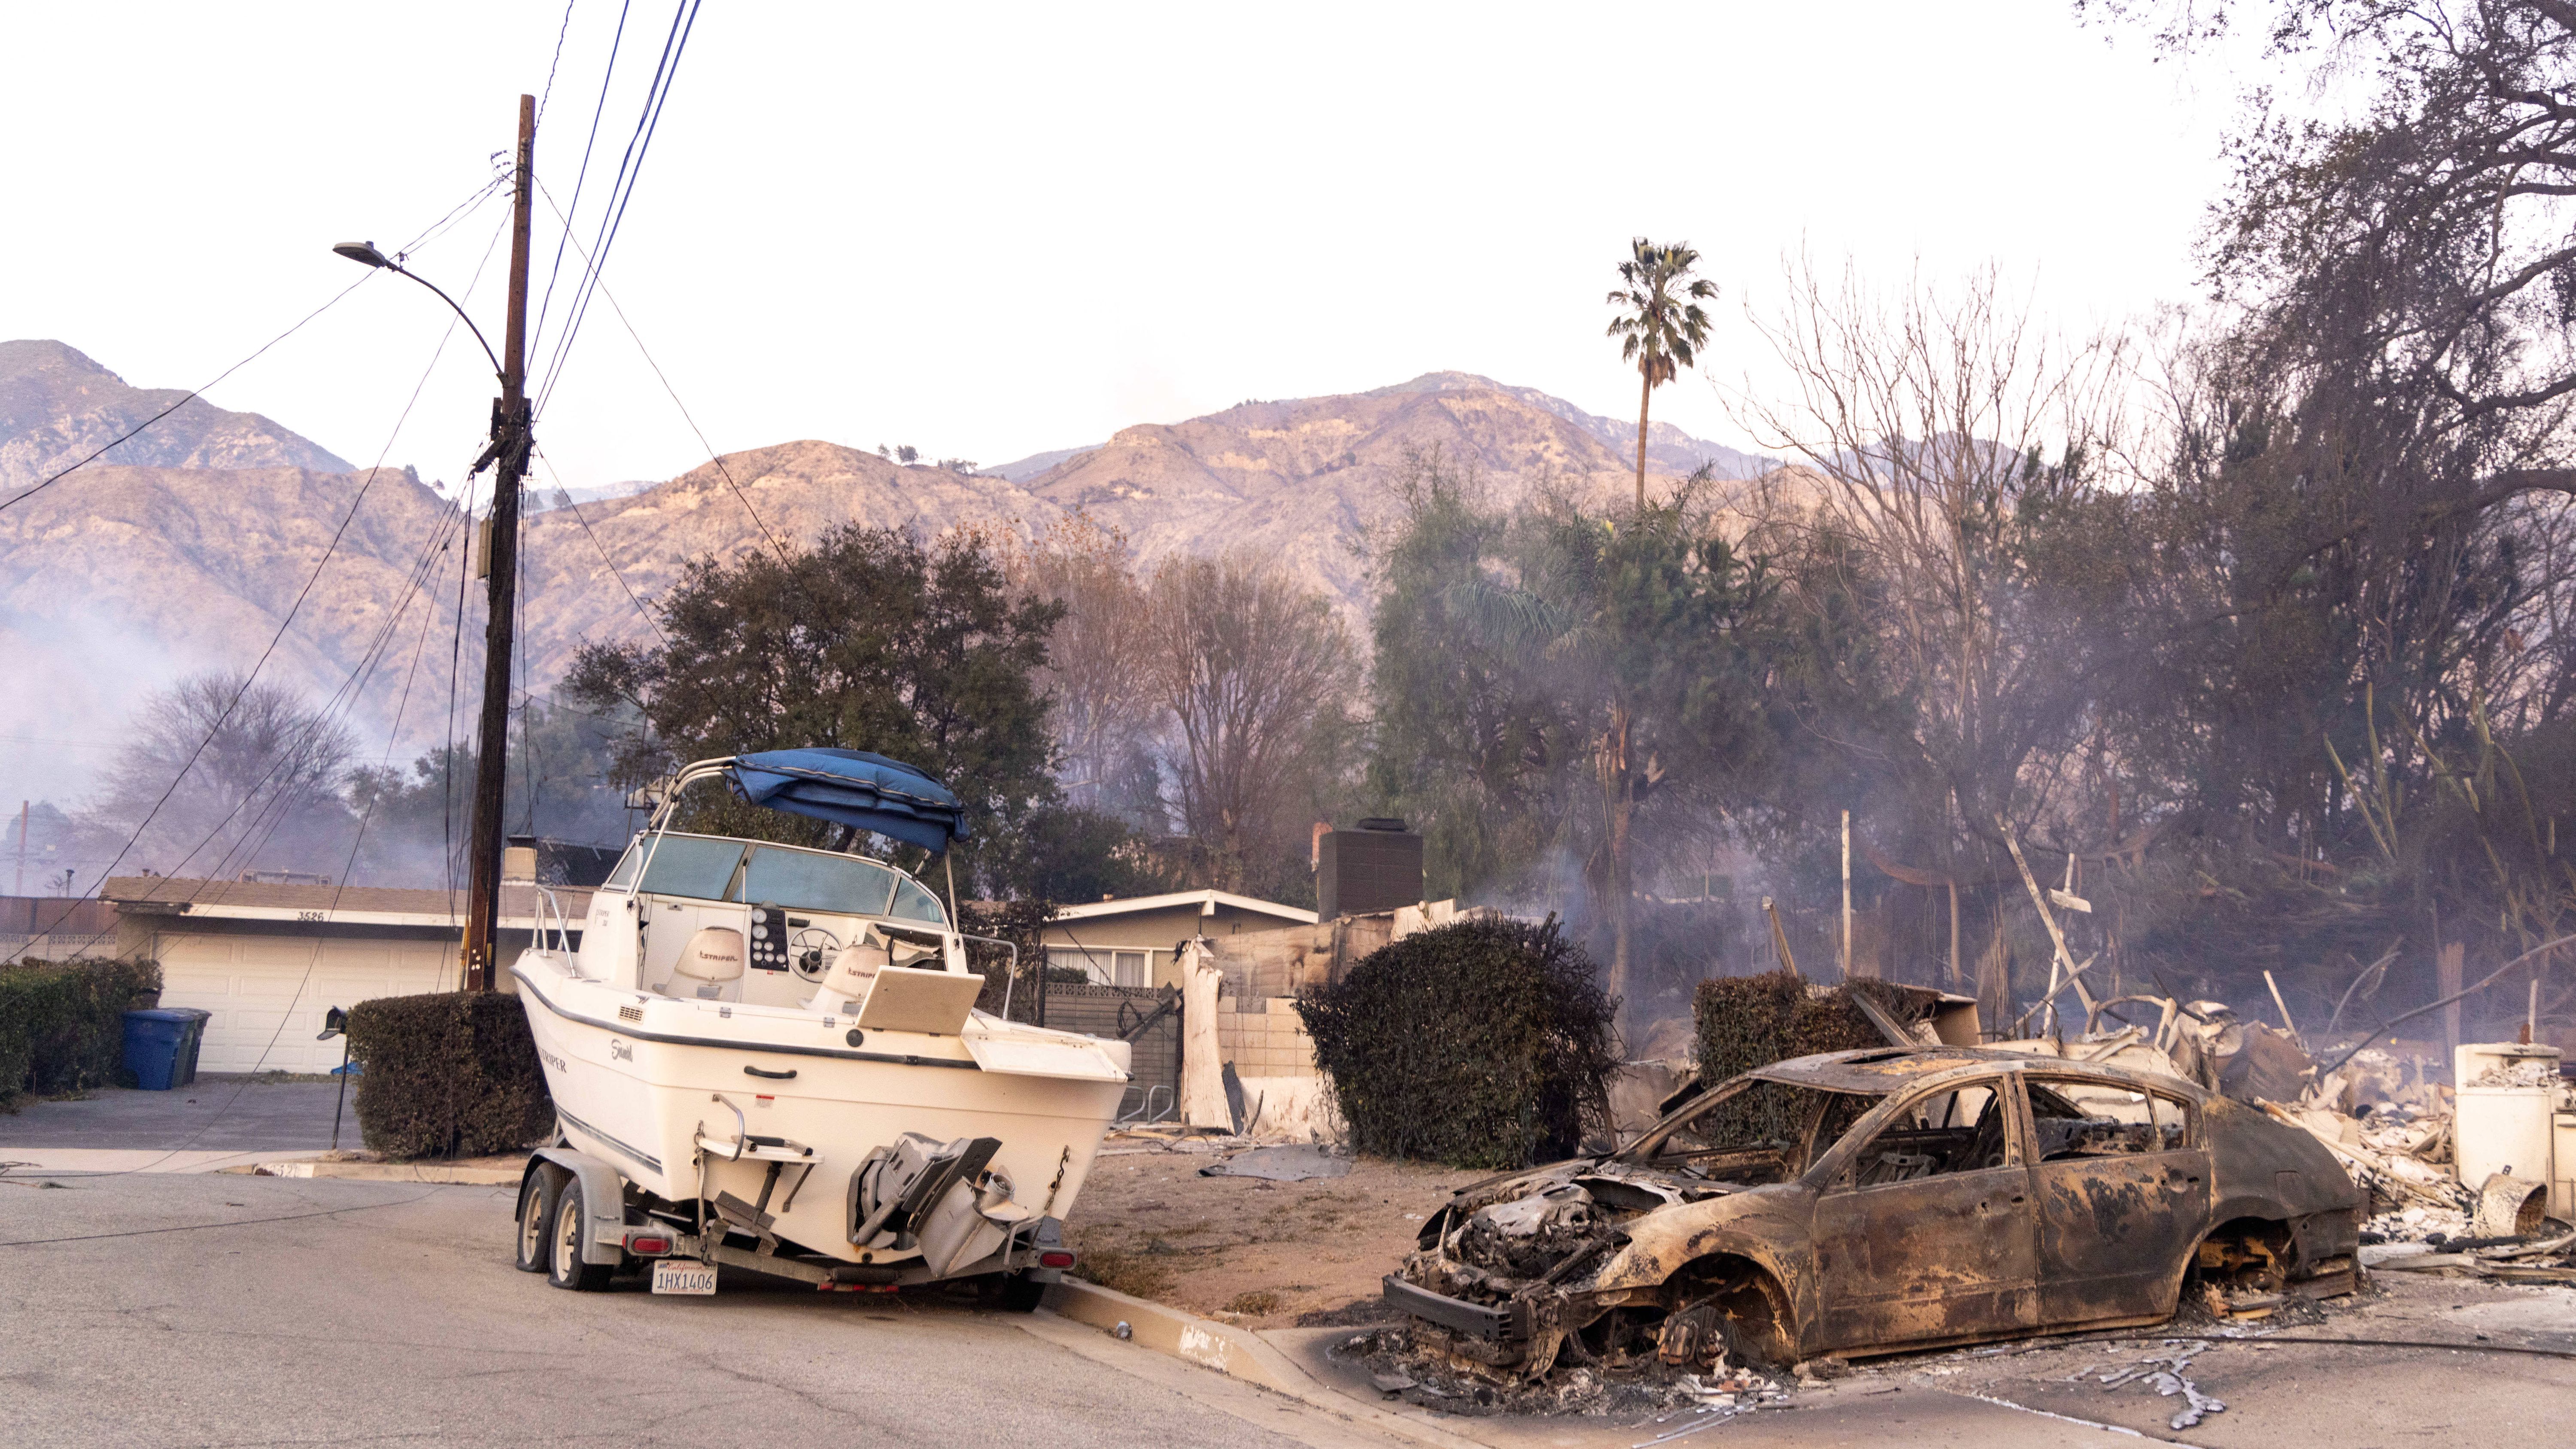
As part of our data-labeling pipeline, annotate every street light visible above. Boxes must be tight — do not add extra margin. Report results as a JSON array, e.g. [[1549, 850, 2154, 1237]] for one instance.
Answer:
[[331, 239, 504, 380]]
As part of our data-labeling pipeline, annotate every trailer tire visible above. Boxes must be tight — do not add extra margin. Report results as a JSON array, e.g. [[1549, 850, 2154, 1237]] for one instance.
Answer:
[[979, 1271, 1047, 1314], [516, 1163, 567, 1274], [547, 1176, 613, 1292]]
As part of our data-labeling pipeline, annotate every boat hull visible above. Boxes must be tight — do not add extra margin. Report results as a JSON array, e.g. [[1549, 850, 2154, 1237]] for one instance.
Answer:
[[513, 953, 1125, 1270]]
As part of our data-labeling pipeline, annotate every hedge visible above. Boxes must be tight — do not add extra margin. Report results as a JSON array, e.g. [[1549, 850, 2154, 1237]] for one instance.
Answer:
[[0, 957, 162, 1111], [1691, 971, 1895, 1088], [1690, 972, 1918, 1142], [345, 991, 555, 1159], [1296, 917, 1619, 1170]]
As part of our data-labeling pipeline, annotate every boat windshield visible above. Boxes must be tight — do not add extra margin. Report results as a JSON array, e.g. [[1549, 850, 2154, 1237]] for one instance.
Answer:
[[611, 834, 948, 926], [632, 835, 743, 900]]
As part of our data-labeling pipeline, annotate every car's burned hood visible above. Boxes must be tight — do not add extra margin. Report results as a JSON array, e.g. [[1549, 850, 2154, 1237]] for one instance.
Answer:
[[1419, 1157, 1762, 1286]]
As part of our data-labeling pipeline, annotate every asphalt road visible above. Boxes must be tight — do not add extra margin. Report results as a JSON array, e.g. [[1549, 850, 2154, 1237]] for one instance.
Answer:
[[0, 1171, 1399, 1449]]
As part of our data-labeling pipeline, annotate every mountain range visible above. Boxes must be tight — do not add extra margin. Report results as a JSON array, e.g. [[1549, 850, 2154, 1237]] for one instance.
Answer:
[[0, 341, 1770, 808], [0, 340, 352, 493]]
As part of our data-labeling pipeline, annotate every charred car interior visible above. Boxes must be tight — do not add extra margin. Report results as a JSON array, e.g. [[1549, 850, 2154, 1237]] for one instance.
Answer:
[[1388, 1047, 2361, 1375]]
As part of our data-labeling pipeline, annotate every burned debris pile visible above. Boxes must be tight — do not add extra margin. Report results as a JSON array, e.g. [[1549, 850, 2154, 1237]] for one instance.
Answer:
[[1332, 1321, 1788, 1420], [1296, 917, 1619, 1170]]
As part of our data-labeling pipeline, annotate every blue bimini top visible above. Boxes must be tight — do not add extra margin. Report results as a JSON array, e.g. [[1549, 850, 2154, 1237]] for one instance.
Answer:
[[724, 748, 969, 852]]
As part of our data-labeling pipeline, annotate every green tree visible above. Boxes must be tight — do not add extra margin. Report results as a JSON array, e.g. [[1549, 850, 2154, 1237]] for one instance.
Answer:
[[1606, 238, 1718, 512], [1425, 477, 1775, 1005], [1366, 453, 1567, 903], [562, 523, 1066, 896]]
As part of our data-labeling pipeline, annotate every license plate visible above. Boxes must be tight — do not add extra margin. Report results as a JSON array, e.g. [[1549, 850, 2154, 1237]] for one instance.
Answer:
[[652, 1260, 717, 1295]]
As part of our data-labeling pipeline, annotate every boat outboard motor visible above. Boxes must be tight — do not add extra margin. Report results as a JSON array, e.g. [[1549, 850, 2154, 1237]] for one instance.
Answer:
[[846, 1133, 1029, 1277], [849, 1133, 994, 1242]]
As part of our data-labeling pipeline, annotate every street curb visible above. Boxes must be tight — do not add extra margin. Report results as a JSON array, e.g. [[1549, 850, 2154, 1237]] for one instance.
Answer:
[[1040, 1279, 1488, 1449], [226, 1159, 523, 1184]]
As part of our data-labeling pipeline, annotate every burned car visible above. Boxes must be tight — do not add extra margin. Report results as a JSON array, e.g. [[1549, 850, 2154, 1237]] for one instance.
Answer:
[[1386, 1047, 2359, 1372]]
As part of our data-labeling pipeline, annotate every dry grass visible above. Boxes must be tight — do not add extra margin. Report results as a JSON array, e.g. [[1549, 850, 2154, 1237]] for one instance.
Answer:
[[1066, 1236, 1175, 1300], [1060, 1143, 1459, 1327]]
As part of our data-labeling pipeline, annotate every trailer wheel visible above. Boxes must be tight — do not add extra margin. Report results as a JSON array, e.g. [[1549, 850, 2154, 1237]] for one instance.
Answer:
[[547, 1176, 613, 1292], [978, 1271, 1046, 1314], [515, 1164, 566, 1273]]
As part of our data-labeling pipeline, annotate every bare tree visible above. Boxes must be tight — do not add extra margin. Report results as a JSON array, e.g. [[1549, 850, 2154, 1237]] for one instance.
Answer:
[[1006, 516, 1163, 819], [88, 670, 359, 881], [1732, 259, 2132, 868], [1147, 553, 1360, 893]]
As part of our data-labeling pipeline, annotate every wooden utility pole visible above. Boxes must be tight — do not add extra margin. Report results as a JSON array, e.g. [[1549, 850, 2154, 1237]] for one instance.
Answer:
[[461, 94, 537, 991]]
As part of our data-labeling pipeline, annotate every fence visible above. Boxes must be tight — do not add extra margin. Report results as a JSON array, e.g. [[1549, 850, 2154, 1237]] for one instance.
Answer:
[[1040, 981, 1184, 1124]]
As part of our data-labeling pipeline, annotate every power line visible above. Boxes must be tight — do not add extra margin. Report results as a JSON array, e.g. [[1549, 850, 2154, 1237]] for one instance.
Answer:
[[531, 176, 790, 565], [532, 0, 700, 419], [72, 209, 515, 910], [0, 170, 511, 525], [535, 0, 580, 126], [529, 0, 635, 364], [531, 441, 669, 643]]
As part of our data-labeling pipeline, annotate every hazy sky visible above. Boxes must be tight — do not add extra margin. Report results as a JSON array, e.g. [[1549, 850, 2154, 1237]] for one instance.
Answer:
[[3, 2, 2241, 493]]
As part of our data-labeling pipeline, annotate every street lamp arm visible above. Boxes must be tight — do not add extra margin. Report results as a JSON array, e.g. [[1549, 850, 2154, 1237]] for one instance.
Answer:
[[331, 240, 503, 380], [386, 264, 504, 380]]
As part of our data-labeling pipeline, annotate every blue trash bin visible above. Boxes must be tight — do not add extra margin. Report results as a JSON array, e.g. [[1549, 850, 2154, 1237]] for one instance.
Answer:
[[122, 1008, 213, 1091]]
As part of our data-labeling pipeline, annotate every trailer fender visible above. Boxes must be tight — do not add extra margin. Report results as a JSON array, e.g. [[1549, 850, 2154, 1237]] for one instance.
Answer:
[[531, 1145, 630, 1267]]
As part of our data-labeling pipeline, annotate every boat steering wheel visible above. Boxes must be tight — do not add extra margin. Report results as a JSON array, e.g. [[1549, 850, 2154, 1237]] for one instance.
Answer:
[[790, 926, 842, 981]]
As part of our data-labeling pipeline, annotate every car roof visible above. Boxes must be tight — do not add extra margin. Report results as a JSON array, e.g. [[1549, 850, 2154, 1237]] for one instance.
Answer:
[[1751, 1046, 2205, 1097]]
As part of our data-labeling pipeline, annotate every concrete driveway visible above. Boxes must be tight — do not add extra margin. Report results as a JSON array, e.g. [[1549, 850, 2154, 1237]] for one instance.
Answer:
[[0, 1076, 349, 1173], [0, 1170, 1411, 1449]]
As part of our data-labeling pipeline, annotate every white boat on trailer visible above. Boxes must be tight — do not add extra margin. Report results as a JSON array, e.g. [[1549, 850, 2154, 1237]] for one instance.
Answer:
[[508, 747, 1129, 1308]]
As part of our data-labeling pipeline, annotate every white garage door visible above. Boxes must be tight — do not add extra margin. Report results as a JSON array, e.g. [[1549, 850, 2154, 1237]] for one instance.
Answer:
[[156, 933, 461, 1074]]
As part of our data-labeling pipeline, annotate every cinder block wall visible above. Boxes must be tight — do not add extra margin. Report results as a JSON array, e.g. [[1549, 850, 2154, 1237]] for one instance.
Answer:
[[1213, 993, 1318, 1078]]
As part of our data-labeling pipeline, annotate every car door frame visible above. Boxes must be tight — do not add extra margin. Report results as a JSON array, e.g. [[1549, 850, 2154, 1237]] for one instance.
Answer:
[[1804, 1069, 2040, 1353], [2020, 1069, 2211, 1327]]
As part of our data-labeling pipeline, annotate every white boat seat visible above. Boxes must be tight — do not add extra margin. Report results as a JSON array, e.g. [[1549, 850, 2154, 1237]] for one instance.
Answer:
[[805, 942, 881, 1015], [663, 925, 745, 1000]]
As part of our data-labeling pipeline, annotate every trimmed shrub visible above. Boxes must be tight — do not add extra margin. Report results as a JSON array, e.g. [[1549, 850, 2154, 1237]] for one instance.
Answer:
[[345, 991, 554, 1159], [1297, 917, 1619, 1170], [1691, 971, 1893, 1089], [0, 957, 163, 1111], [1687, 972, 1892, 1145]]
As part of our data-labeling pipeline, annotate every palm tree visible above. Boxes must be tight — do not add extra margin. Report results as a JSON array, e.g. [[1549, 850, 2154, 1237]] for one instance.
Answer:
[[1605, 239, 1717, 511]]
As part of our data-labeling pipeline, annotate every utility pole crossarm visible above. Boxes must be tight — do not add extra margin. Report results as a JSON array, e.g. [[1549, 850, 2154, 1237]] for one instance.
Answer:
[[460, 94, 537, 992]]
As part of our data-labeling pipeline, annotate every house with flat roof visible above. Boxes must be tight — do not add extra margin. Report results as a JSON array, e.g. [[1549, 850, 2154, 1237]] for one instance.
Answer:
[[102, 875, 585, 1074], [1039, 888, 1316, 990]]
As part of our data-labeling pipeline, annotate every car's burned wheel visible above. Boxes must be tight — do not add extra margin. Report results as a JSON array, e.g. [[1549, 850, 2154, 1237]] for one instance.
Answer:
[[1658, 1259, 1794, 1370], [2186, 1218, 2292, 1308]]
